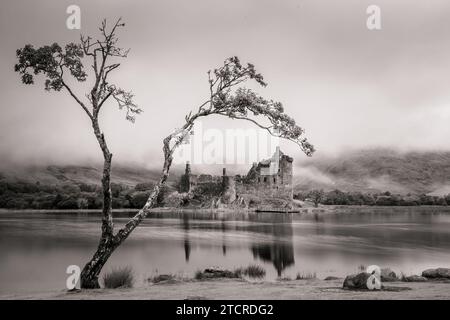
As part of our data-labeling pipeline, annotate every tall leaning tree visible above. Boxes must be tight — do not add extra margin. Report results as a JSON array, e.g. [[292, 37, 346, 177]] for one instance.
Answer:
[[15, 19, 314, 288], [108, 56, 316, 287]]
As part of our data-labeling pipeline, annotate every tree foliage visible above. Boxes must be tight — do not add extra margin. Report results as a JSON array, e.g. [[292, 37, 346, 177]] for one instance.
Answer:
[[175, 56, 315, 156], [14, 18, 141, 122]]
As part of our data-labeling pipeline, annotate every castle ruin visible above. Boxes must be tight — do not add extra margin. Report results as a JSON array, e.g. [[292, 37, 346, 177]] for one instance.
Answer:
[[179, 147, 294, 208]]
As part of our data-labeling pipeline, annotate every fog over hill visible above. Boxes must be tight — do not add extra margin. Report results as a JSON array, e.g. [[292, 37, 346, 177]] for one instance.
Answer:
[[1, 148, 450, 196], [294, 149, 450, 195]]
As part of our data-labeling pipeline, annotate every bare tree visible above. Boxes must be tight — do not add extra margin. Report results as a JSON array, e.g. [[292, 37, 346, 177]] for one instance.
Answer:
[[15, 19, 314, 288]]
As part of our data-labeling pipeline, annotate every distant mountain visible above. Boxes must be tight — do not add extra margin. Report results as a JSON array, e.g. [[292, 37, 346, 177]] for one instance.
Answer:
[[0, 164, 173, 187], [294, 149, 450, 195], [2, 148, 450, 196]]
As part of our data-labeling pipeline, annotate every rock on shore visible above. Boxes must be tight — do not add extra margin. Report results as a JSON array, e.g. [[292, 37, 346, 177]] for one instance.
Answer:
[[422, 268, 450, 279], [380, 268, 398, 282], [343, 273, 373, 290], [403, 275, 428, 282]]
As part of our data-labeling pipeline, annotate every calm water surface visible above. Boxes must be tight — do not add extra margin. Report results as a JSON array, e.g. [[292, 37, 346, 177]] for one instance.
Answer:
[[1, 208, 450, 294]]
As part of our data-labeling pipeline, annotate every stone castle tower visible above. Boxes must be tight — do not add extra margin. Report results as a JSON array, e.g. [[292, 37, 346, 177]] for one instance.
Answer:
[[242, 146, 293, 200], [179, 146, 294, 203]]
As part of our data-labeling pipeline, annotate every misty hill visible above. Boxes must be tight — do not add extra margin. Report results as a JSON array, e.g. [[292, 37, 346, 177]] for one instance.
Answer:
[[2, 148, 450, 197], [0, 165, 166, 187], [0, 164, 185, 210], [294, 149, 450, 195]]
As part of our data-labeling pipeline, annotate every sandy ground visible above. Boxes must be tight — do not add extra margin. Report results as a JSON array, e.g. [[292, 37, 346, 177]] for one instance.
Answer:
[[2, 278, 450, 300]]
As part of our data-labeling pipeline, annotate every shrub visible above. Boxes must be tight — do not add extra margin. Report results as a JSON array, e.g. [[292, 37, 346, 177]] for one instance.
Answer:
[[61, 183, 81, 194], [56, 197, 79, 209], [103, 266, 134, 289], [128, 191, 151, 208], [194, 270, 204, 280], [375, 195, 399, 206]]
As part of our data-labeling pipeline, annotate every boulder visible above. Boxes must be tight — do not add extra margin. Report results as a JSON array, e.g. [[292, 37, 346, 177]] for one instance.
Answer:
[[380, 268, 398, 282], [343, 272, 372, 290], [198, 267, 239, 279], [403, 275, 428, 282], [151, 274, 175, 283], [422, 268, 450, 279]]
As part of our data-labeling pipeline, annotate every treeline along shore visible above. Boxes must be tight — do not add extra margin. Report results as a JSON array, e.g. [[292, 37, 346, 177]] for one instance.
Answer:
[[1, 178, 450, 210], [0, 180, 167, 210], [296, 189, 450, 207]]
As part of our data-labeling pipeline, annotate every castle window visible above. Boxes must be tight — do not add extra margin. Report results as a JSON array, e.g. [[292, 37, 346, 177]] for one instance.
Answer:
[[263, 177, 267, 183], [273, 177, 276, 183], [258, 177, 260, 183]]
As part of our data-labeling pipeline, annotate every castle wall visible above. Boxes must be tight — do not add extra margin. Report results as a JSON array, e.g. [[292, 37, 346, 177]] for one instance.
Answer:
[[279, 155, 293, 187], [236, 179, 292, 200], [221, 176, 236, 203], [236, 153, 293, 201]]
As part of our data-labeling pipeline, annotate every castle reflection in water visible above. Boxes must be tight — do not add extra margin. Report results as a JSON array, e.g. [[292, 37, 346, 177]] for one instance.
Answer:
[[180, 212, 294, 277]]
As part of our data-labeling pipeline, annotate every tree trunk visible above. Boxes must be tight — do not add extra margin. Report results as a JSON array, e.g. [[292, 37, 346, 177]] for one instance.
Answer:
[[80, 120, 115, 289], [79, 129, 182, 289], [80, 159, 171, 288], [80, 238, 117, 288]]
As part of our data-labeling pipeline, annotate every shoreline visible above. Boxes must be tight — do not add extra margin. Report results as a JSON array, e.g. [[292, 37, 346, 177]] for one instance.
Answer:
[[1, 205, 450, 215], [2, 278, 449, 300]]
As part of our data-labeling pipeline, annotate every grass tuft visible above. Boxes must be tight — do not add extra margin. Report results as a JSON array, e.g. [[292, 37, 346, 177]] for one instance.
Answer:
[[103, 266, 134, 289], [235, 264, 266, 279], [296, 272, 317, 280], [357, 264, 366, 272]]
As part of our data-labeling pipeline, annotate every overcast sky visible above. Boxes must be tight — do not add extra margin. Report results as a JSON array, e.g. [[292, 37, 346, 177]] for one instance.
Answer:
[[1, 0, 450, 169]]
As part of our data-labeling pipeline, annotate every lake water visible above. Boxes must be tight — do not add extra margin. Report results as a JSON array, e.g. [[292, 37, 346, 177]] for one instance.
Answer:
[[1, 208, 450, 295]]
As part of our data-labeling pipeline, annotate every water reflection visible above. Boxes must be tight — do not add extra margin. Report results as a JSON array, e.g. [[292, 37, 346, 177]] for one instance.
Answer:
[[247, 214, 294, 277], [221, 219, 227, 256], [180, 213, 295, 276], [182, 215, 190, 261], [1, 208, 450, 294]]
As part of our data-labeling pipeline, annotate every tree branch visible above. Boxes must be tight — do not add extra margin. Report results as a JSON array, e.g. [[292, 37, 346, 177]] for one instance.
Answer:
[[61, 80, 93, 120]]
